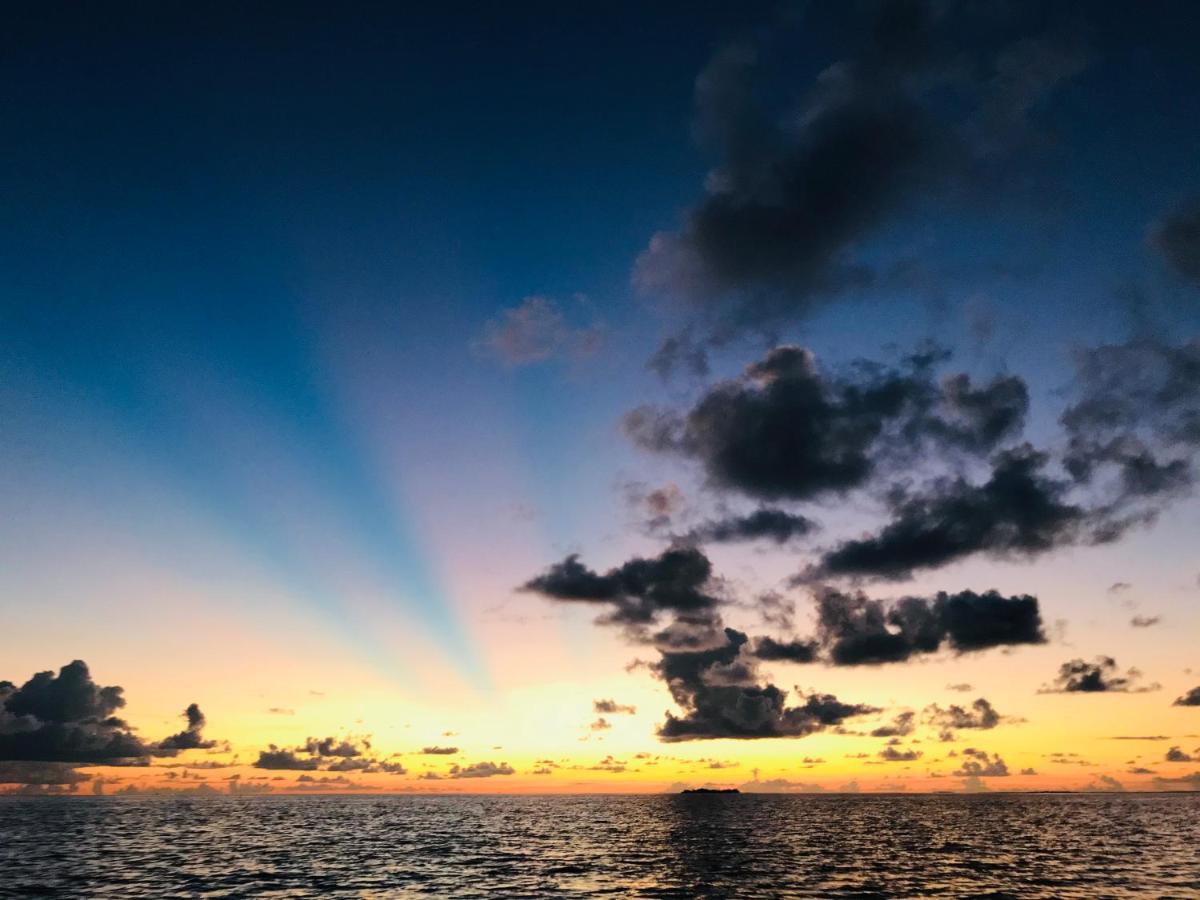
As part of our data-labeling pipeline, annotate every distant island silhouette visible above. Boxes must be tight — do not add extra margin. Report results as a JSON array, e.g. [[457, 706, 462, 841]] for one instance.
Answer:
[[681, 787, 740, 794]]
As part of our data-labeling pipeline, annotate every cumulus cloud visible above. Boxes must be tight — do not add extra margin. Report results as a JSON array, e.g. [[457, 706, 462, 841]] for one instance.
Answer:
[[152, 704, 217, 756], [871, 711, 916, 738], [627, 345, 1027, 503], [521, 546, 721, 628], [474, 295, 603, 367], [254, 747, 321, 771], [925, 698, 1003, 736], [1038, 657, 1159, 694], [633, 2, 1087, 348], [953, 747, 1009, 777], [1173, 687, 1200, 707], [811, 444, 1090, 581], [653, 627, 877, 742], [784, 587, 1046, 666], [1165, 746, 1194, 763], [449, 761, 515, 779], [879, 745, 922, 762], [0, 660, 153, 764], [253, 735, 400, 773]]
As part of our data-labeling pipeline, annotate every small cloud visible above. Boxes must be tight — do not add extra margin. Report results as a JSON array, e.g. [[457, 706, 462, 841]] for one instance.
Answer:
[[449, 761, 514, 779], [593, 699, 637, 715], [1038, 657, 1160, 694], [1130, 616, 1160, 628], [474, 295, 603, 368]]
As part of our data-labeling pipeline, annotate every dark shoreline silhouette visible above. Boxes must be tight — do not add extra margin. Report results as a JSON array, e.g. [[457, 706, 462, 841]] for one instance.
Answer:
[[680, 787, 740, 794]]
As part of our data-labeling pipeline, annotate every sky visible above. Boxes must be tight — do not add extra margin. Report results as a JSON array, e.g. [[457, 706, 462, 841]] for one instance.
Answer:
[[2, 1, 1200, 797]]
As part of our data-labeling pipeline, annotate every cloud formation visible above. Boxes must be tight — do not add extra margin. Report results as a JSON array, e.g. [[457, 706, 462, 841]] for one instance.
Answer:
[[810, 445, 1090, 581], [653, 627, 877, 741], [593, 699, 637, 715], [475, 295, 603, 367], [953, 747, 1010, 777], [1173, 687, 1200, 707], [521, 546, 721, 627], [791, 587, 1046, 666], [153, 704, 217, 756], [627, 345, 1027, 503], [0, 660, 149, 764], [449, 761, 514, 779], [687, 508, 817, 545], [1038, 657, 1159, 694], [926, 698, 1002, 738], [633, 2, 1087, 346]]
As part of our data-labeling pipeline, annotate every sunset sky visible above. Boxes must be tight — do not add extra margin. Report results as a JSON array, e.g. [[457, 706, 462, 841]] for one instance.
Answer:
[[2, 1, 1200, 797]]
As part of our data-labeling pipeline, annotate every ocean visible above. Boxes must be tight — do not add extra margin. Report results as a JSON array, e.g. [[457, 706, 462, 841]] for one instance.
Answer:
[[1, 793, 1197, 897]]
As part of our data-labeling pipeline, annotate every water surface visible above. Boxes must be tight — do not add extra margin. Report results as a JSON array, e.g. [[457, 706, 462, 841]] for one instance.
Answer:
[[2, 793, 1197, 897]]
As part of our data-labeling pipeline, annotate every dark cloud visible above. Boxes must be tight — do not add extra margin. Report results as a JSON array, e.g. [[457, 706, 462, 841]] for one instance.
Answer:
[[420, 746, 460, 755], [792, 337, 1200, 582], [1038, 657, 1159, 694], [301, 736, 369, 758], [254, 747, 321, 771], [687, 508, 817, 545], [811, 445, 1087, 581], [946, 683, 974, 692], [1130, 615, 1161, 629], [926, 698, 1002, 735], [593, 700, 637, 715], [449, 761, 514, 779], [806, 587, 1045, 665], [521, 546, 721, 627], [0, 660, 150, 764], [1173, 687, 1200, 707], [0, 761, 92, 786], [653, 627, 877, 742], [1149, 197, 1200, 286], [153, 704, 217, 756], [953, 747, 1009, 777], [871, 711, 916, 738], [1060, 338, 1200, 529], [753, 636, 819, 664], [1165, 746, 1194, 763], [878, 745, 922, 762], [590, 718, 612, 731], [627, 346, 1027, 503], [254, 736, 390, 772], [634, 2, 1087, 345]]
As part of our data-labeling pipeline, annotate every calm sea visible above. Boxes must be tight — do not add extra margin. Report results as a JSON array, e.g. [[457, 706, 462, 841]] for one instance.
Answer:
[[1, 793, 1197, 897]]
